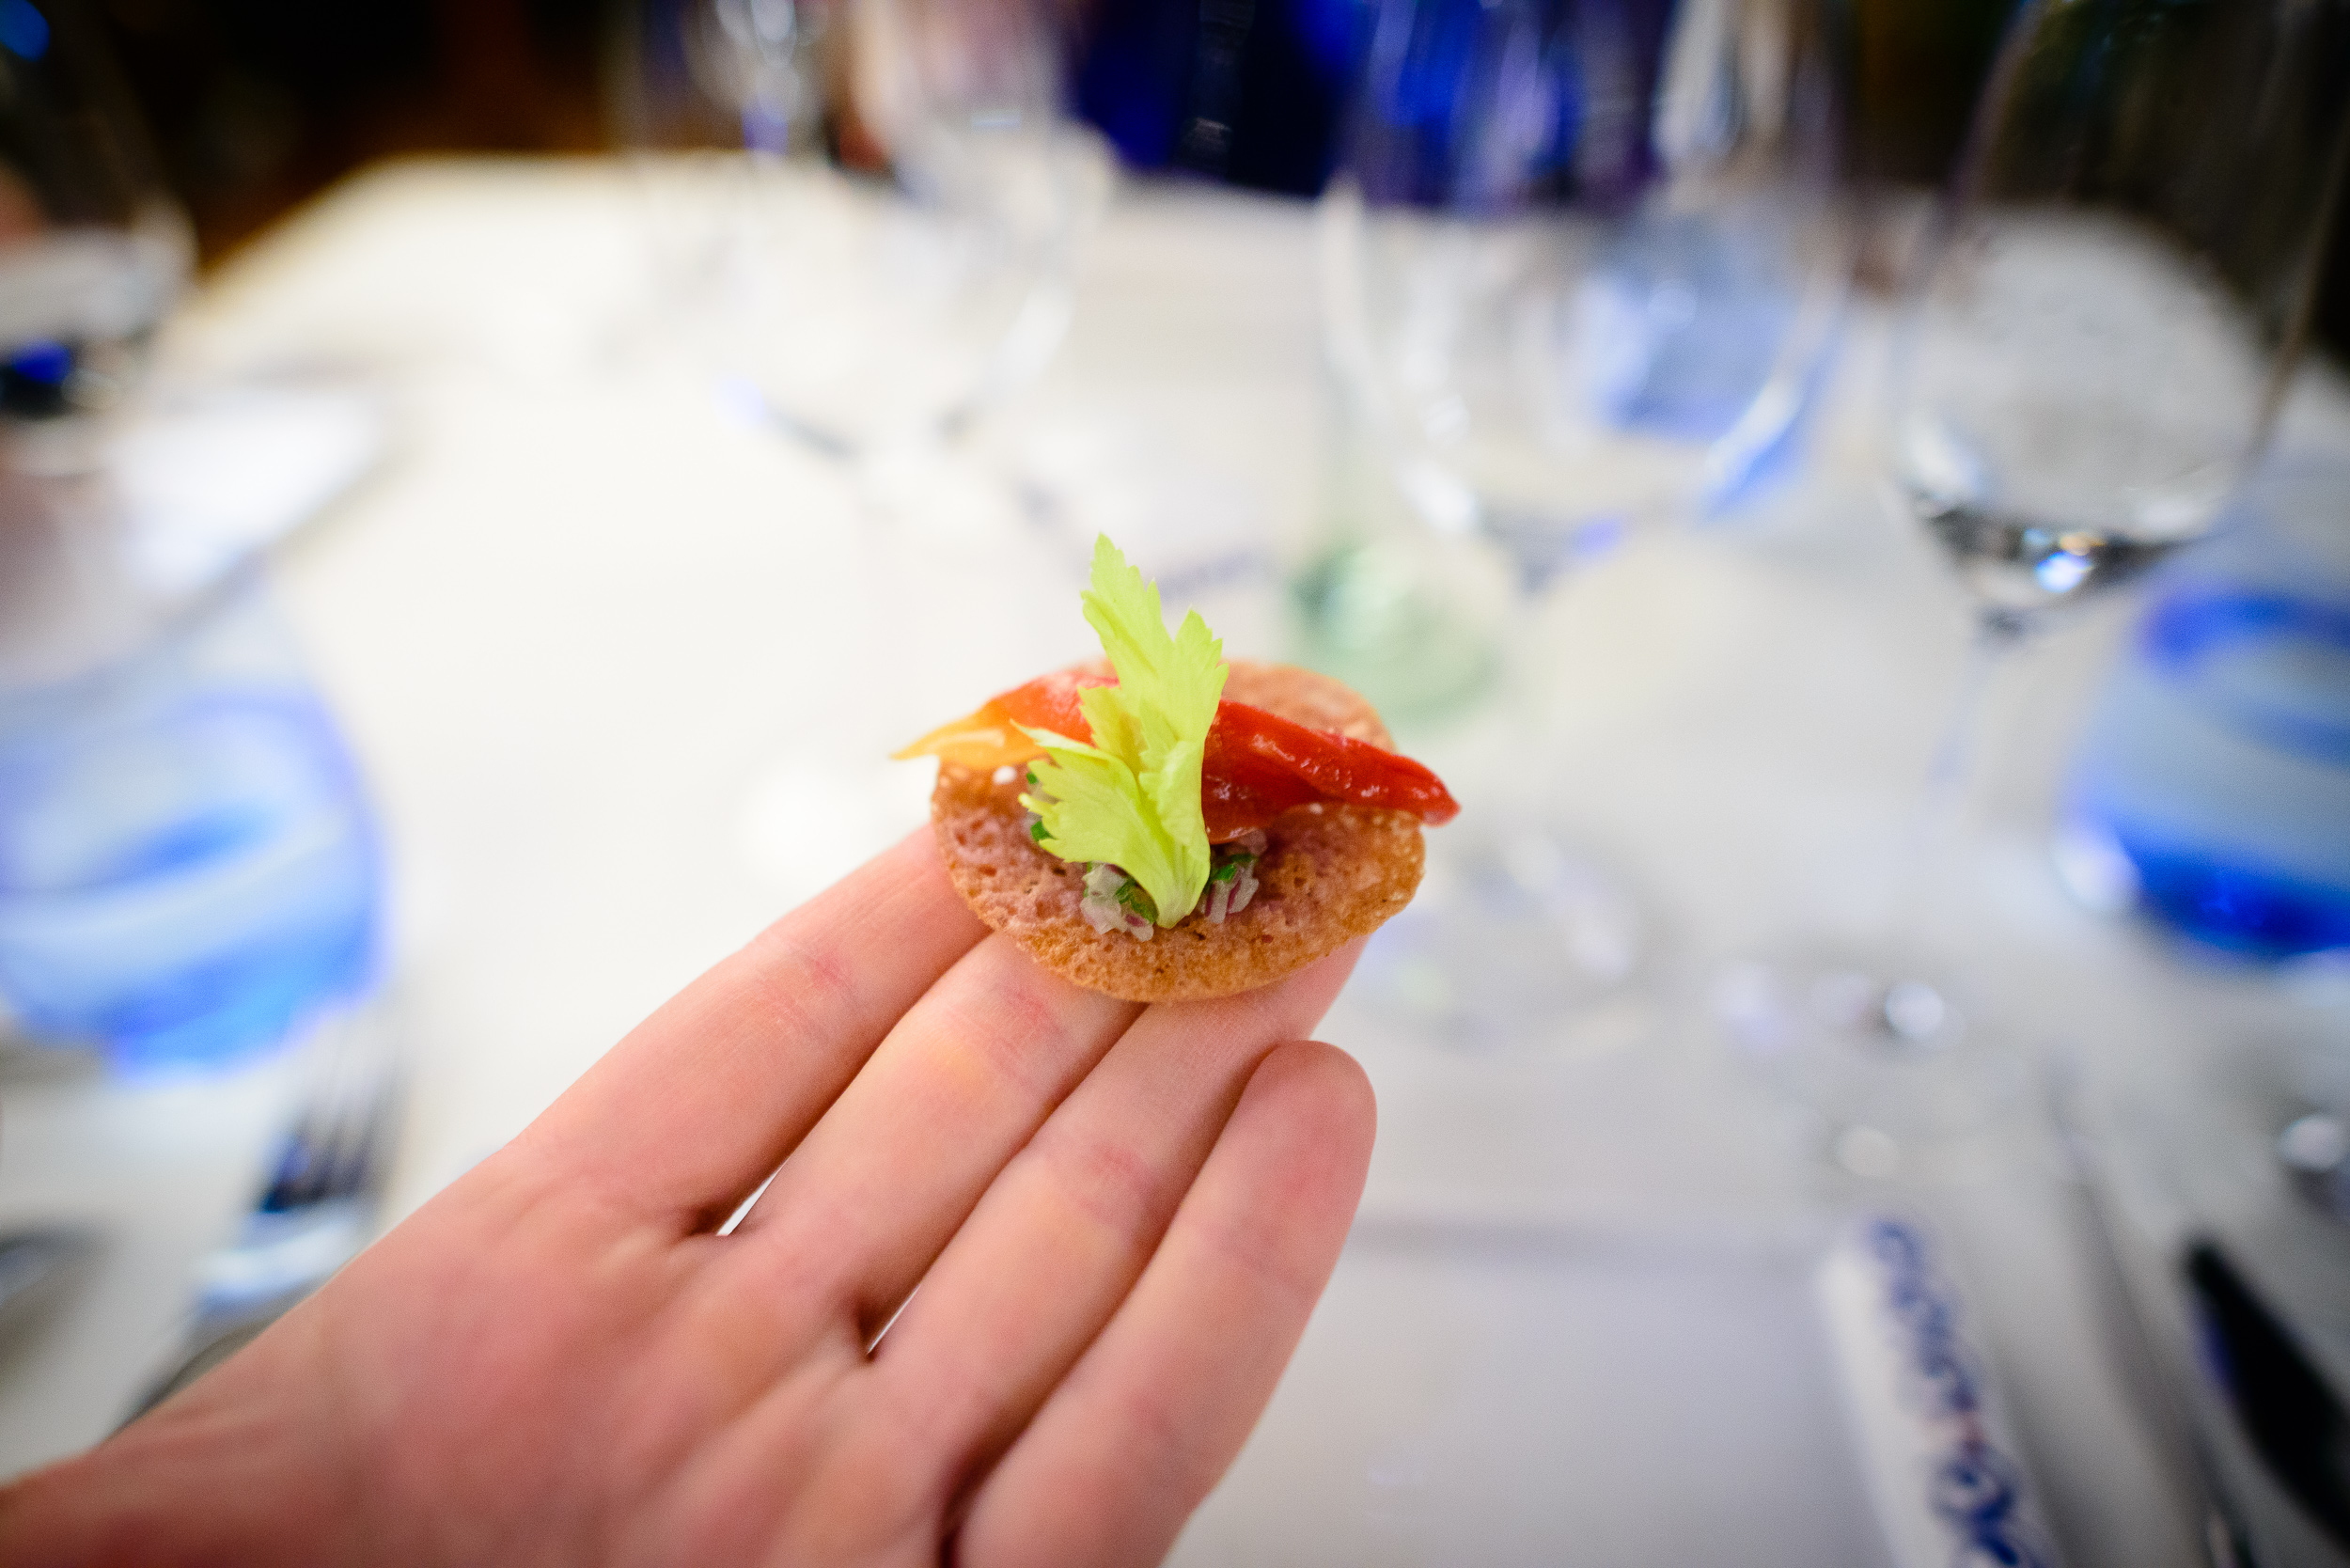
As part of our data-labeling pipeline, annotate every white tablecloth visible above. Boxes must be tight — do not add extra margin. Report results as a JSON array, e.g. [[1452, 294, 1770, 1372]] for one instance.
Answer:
[[8, 157, 2348, 1563]]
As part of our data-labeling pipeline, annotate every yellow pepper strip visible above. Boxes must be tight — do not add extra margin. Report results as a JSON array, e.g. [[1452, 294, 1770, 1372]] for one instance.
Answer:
[[890, 700, 1047, 772]]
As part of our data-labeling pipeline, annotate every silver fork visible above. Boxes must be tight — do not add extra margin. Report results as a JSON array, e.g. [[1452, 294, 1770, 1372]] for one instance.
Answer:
[[127, 999, 403, 1419]]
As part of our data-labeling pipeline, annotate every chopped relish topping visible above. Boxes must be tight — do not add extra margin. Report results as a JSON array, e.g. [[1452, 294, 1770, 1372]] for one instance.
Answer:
[[1075, 835, 1262, 943]]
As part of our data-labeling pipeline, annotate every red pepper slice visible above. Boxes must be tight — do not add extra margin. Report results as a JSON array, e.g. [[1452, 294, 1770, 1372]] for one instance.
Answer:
[[904, 670, 1459, 842], [1199, 698, 1458, 839]]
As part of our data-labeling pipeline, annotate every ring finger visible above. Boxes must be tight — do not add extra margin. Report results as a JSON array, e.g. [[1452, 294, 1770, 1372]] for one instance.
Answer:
[[850, 942, 1363, 1504]]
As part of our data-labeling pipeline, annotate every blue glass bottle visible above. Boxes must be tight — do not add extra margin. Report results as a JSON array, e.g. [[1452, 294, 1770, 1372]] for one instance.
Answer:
[[2057, 461, 2350, 960], [0, 512, 381, 1076]]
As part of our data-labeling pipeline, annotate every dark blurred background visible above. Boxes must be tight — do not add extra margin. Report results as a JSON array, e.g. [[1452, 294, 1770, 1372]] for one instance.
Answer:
[[85, 0, 2350, 357]]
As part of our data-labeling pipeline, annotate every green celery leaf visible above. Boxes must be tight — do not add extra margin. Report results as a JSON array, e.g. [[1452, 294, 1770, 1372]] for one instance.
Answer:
[[1018, 536, 1228, 926], [1019, 737, 1190, 919]]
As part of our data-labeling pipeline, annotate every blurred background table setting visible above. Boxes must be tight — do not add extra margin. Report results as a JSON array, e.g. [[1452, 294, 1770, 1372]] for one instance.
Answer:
[[2, 0, 2349, 1562]]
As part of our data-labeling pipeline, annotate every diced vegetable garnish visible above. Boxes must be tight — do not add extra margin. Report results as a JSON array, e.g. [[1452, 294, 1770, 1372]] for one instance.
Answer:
[[1073, 840, 1261, 942]]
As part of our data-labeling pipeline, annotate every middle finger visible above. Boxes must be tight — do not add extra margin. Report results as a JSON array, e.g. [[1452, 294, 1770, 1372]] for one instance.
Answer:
[[717, 932, 1139, 1338], [853, 942, 1362, 1500]]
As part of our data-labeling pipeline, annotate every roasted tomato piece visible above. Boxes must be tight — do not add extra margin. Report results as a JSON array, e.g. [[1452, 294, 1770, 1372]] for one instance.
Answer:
[[1202, 700, 1458, 838]]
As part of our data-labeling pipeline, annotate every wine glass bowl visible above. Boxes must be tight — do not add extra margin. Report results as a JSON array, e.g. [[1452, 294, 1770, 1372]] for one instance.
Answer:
[[1311, 0, 1850, 1053], [1714, 0, 2350, 1164], [610, 0, 1106, 463], [1891, 0, 2350, 626], [1324, 0, 1847, 579], [1897, 211, 2290, 623]]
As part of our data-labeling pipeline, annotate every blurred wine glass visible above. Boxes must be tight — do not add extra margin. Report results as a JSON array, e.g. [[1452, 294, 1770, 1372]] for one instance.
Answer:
[[1715, 0, 2350, 1169], [0, 0, 191, 468], [610, 0, 1112, 895], [607, 0, 1107, 467], [0, 3, 387, 1080], [1894, 0, 2350, 620], [1318, 0, 1848, 1050]]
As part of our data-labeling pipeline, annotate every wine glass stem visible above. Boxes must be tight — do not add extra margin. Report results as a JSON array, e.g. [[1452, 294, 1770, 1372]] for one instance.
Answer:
[[1490, 562, 1579, 817], [1882, 608, 2031, 951]]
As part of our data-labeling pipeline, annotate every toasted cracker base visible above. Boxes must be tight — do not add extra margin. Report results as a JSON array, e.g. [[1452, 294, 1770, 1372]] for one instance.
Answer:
[[931, 661, 1424, 1001]]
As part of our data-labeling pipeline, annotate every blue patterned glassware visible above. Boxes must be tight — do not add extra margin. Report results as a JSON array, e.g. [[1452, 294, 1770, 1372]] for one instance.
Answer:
[[2058, 460, 2350, 960], [0, 564, 381, 1077]]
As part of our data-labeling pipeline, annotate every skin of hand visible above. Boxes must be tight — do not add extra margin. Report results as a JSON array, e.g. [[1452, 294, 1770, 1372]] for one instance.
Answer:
[[0, 832, 1376, 1567]]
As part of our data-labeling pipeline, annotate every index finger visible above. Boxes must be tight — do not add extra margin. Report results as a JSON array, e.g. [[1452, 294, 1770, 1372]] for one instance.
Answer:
[[521, 830, 988, 1229]]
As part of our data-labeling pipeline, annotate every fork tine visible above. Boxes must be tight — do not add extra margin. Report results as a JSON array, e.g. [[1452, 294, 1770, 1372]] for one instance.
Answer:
[[131, 998, 407, 1422], [258, 1009, 400, 1214]]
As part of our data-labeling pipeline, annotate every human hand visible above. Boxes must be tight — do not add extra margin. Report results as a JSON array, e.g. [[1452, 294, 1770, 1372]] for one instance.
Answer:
[[0, 832, 1374, 1566]]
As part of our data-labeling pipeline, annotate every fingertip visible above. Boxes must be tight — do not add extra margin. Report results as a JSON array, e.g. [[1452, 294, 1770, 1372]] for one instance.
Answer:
[[1251, 1038, 1374, 1137]]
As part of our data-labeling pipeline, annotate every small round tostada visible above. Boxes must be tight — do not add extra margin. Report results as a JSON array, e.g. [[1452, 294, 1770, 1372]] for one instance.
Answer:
[[931, 661, 1431, 1001], [896, 537, 1457, 1003]]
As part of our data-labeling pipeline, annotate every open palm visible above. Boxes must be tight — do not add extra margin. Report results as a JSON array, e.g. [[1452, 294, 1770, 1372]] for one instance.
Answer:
[[0, 833, 1375, 1566]]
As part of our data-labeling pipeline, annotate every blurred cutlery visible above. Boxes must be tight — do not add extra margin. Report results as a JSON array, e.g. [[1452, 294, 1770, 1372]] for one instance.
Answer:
[[125, 1005, 400, 1420], [0, 1228, 97, 1341]]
